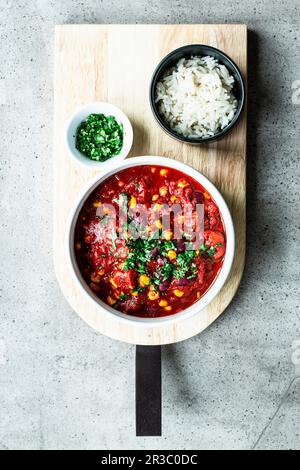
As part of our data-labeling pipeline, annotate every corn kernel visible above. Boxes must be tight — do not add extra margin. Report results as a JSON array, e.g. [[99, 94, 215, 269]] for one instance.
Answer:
[[110, 278, 118, 289], [75, 242, 81, 250], [107, 295, 117, 306], [151, 167, 156, 173], [170, 195, 177, 203], [159, 186, 168, 196], [90, 273, 101, 283], [167, 250, 177, 261], [174, 289, 184, 298], [159, 300, 168, 307], [160, 169, 168, 176], [152, 194, 159, 201], [93, 201, 102, 208], [148, 291, 159, 301], [163, 230, 173, 241], [129, 196, 137, 208], [164, 306, 172, 312], [139, 274, 150, 287], [155, 220, 162, 230], [90, 282, 100, 292], [197, 291, 201, 299], [204, 191, 211, 200], [177, 180, 189, 188]]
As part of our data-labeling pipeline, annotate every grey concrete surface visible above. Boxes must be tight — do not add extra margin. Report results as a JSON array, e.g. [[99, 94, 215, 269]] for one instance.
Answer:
[[0, 0, 299, 450]]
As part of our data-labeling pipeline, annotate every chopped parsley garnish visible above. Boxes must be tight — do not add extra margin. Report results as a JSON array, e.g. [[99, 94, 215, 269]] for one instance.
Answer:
[[118, 293, 129, 301], [160, 262, 175, 282], [132, 287, 144, 294], [123, 238, 157, 273], [201, 244, 217, 257], [123, 252, 137, 271], [173, 251, 197, 279], [76, 113, 124, 162], [159, 240, 176, 254], [123, 238, 199, 283], [187, 262, 197, 279]]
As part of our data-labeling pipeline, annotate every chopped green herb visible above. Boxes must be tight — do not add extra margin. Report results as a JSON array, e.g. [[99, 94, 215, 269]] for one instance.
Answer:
[[173, 251, 197, 279], [76, 113, 124, 162], [123, 252, 136, 271], [159, 240, 176, 255], [123, 237, 199, 283], [118, 293, 129, 301], [201, 244, 217, 257], [187, 262, 197, 279], [161, 262, 175, 281], [132, 287, 144, 294]]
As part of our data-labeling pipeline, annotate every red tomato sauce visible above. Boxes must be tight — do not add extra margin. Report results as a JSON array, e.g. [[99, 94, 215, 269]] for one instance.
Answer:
[[75, 165, 226, 317]]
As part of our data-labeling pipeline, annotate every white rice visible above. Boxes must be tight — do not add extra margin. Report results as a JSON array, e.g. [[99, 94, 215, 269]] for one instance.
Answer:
[[155, 56, 238, 138]]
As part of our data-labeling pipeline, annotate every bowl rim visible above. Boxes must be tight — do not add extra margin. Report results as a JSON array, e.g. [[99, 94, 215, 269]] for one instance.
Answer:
[[149, 44, 245, 144], [66, 156, 235, 326], [65, 101, 133, 168]]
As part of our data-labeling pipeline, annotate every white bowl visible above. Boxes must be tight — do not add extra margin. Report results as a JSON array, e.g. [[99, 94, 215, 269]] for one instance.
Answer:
[[66, 102, 133, 168], [66, 156, 235, 327]]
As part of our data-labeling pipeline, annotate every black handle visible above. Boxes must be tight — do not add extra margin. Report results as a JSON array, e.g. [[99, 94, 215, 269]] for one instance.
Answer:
[[135, 345, 162, 436]]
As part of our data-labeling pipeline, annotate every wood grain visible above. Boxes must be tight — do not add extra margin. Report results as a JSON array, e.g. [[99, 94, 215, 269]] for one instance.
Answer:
[[53, 24, 247, 345]]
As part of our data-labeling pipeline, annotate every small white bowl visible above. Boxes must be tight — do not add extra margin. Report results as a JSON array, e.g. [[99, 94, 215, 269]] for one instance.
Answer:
[[66, 102, 133, 168]]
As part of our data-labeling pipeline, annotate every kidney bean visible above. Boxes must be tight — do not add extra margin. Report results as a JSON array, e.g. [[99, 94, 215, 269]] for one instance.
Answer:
[[159, 280, 171, 292], [151, 246, 159, 258], [176, 239, 186, 252], [177, 277, 190, 286], [195, 191, 204, 204]]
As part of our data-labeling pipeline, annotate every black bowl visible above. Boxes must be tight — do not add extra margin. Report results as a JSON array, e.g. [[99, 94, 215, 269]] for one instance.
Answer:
[[149, 44, 245, 144]]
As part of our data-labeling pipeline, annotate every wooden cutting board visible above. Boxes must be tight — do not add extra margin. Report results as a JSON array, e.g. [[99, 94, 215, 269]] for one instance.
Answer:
[[54, 24, 247, 345]]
